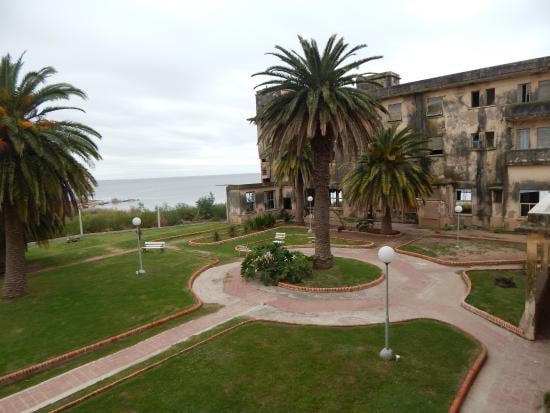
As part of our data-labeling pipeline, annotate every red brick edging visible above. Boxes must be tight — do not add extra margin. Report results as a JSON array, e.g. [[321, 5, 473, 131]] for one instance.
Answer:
[[277, 272, 384, 293], [47, 319, 486, 413], [0, 258, 219, 386], [396, 235, 526, 267], [448, 340, 488, 413], [460, 270, 526, 338]]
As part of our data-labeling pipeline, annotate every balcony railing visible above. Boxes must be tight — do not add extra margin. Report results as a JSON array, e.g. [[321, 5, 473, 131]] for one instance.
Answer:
[[505, 100, 550, 121], [506, 148, 550, 166]]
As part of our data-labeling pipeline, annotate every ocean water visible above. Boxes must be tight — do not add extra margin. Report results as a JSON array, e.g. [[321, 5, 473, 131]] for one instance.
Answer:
[[93, 173, 260, 210]]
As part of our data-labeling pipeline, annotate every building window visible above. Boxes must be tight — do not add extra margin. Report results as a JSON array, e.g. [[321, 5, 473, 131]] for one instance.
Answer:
[[471, 133, 481, 149], [471, 91, 480, 107], [283, 197, 292, 210], [485, 131, 495, 148], [486, 88, 495, 105], [426, 96, 443, 116], [329, 189, 343, 207], [537, 127, 550, 148], [518, 83, 531, 103], [264, 191, 275, 209], [519, 190, 548, 216], [516, 128, 530, 149], [493, 190, 503, 204], [456, 189, 472, 214], [245, 192, 255, 212], [428, 136, 444, 155], [388, 103, 402, 121], [538, 80, 550, 101]]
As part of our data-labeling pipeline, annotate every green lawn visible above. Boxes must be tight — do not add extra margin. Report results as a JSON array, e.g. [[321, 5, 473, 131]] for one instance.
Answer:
[[0, 250, 207, 375], [297, 257, 381, 288], [68, 320, 480, 413], [26, 222, 226, 270], [465, 269, 526, 325]]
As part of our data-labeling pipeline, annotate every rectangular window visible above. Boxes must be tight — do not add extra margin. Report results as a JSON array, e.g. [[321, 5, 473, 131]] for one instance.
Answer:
[[485, 131, 495, 148], [456, 189, 472, 202], [493, 190, 503, 204], [471, 91, 480, 107], [264, 191, 275, 210], [245, 192, 255, 212], [538, 80, 550, 101], [388, 103, 402, 121], [516, 128, 530, 149], [426, 96, 443, 116], [283, 197, 292, 210], [520, 191, 540, 216], [471, 133, 481, 149], [537, 127, 550, 148], [456, 189, 472, 214], [518, 83, 531, 103], [428, 136, 444, 155], [329, 189, 343, 207], [486, 88, 495, 105]]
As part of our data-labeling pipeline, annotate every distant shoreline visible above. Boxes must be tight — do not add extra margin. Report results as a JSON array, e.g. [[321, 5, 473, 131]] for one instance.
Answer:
[[96, 172, 259, 183]]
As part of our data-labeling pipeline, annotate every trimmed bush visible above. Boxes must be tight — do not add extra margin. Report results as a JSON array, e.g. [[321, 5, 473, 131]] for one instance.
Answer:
[[242, 214, 276, 233], [241, 243, 313, 285]]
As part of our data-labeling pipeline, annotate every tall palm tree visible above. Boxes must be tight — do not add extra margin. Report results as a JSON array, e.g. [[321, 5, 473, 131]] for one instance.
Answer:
[[271, 146, 313, 225], [251, 35, 383, 268], [343, 126, 433, 234], [0, 53, 101, 298]]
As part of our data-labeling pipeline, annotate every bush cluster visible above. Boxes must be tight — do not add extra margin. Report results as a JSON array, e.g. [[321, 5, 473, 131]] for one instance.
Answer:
[[63, 198, 227, 235], [242, 214, 276, 233], [241, 243, 313, 285]]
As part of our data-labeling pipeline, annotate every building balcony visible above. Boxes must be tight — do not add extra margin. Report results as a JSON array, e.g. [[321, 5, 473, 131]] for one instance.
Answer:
[[505, 100, 550, 121], [506, 148, 550, 166]]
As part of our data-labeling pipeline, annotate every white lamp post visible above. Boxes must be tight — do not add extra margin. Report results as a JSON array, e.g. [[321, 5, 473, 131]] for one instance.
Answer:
[[378, 245, 396, 361], [455, 205, 463, 248], [307, 195, 314, 233], [132, 217, 145, 275]]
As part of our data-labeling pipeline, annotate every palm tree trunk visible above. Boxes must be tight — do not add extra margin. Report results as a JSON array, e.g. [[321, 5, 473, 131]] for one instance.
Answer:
[[294, 172, 305, 225], [2, 205, 27, 298], [381, 201, 393, 234], [311, 135, 333, 269]]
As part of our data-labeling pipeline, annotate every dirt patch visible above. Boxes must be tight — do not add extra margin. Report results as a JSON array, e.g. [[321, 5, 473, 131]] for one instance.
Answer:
[[403, 237, 526, 261]]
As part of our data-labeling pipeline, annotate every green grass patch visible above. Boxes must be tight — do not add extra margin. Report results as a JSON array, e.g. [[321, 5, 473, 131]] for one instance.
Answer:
[[401, 245, 438, 257], [66, 320, 480, 413], [465, 269, 526, 325], [0, 250, 207, 376], [297, 257, 381, 288]]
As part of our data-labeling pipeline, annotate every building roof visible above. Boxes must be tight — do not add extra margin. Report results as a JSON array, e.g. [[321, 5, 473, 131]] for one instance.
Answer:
[[371, 56, 550, 99]]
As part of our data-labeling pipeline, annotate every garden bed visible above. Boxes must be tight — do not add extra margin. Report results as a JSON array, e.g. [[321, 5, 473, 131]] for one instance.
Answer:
[[398, 235, 526, 265], [463, 269, 526, 328], [55, 320, 482, 413], [278, 257, 382, 292]]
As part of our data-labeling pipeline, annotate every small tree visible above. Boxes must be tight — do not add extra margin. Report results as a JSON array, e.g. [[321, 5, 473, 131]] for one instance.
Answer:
[[196, 192, 215, 219], [343, 126, 434, 234]]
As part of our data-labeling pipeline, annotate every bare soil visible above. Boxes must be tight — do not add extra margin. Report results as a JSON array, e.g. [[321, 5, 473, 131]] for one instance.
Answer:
[[404, 236, 526, 261]]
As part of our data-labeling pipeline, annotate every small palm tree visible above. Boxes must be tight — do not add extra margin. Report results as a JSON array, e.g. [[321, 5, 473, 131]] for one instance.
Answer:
[[343, 126, 433, 234], [251, 35, 383, 268], [271, 146, 313, 225], [0, 54, 101, 298]]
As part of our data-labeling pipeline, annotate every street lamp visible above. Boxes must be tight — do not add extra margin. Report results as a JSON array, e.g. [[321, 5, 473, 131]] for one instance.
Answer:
[[132, 217, 145, 275], [455, 205, 463, 248], [378, 245, 396, 361], [307, 195, 314, 233]]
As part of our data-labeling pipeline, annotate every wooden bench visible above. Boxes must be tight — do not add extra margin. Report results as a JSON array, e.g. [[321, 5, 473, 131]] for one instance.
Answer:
[[143, 241, 166, 252], [235, 245, 252, 256], [273, 232, 286, 245]]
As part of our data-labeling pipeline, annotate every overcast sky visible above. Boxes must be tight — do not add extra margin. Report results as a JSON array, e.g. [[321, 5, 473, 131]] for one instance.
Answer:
[[3, 0, 550, 180]]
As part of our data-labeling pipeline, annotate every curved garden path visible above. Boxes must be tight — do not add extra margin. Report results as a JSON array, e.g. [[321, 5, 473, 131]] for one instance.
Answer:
[[1, 247, 548, 412]]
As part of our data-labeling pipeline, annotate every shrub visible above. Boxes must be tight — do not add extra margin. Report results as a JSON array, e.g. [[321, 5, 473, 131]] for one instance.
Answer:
[[242, 214, 276, 233], [213, 231, 220, 242], [278, 209, 293, 224], [241, 243, 313, 286], [227, 225, 237, 238], [196, 192, 215, 219]]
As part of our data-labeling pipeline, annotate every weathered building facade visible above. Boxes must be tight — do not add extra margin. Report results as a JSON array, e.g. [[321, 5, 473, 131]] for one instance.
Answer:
[[228, 56, 550, 229]]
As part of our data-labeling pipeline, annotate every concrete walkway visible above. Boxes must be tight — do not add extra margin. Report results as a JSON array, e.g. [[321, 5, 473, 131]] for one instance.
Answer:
[[1, 247, 548, 412]]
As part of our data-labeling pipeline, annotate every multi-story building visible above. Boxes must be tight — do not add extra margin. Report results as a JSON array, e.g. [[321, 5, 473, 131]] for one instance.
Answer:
[[227, 56, 550, 230]]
